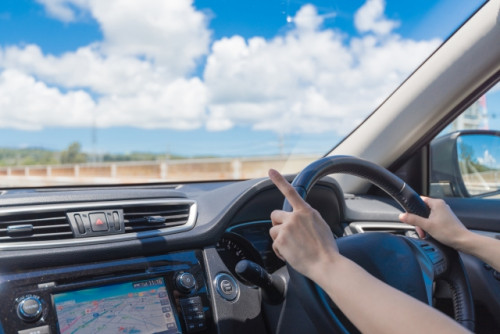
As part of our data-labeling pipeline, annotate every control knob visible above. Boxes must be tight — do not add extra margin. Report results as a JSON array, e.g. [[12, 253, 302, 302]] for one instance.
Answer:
[[176, 272, 197, 293], [16, 295, 43, 322]]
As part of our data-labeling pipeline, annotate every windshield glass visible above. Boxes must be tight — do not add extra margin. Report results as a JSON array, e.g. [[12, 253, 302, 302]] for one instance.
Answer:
[[0, 0, 484, 186]]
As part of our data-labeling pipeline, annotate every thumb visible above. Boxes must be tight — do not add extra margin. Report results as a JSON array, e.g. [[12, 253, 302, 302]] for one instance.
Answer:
[[399, 212, 428, 230], [415, 226, 426, 239]]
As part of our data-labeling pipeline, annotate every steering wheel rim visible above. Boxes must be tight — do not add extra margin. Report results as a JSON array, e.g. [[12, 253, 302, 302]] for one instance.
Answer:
[[280, 155, 475, 333]]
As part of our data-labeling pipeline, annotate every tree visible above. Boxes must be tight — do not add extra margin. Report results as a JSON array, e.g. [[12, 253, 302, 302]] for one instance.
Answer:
[[60, 142, 87, 164], [458, 142, 490, 173]]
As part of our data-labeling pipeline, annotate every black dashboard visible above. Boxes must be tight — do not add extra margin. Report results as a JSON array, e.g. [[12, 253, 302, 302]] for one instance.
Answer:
[[0, 176, 498, 333], [0, 176, 345, 334]]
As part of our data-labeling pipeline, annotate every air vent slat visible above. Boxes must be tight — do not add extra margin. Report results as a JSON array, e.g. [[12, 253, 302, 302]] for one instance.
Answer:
[[0, 216, 67, 226], [123, 203, 192, 233], [125, 222, 185, 232], [33, 224, 70, 231], [124, 211, 189, 218], [0, 231, 74, 242], [125, 213, 189, 224], [0, 211, 72, 242]]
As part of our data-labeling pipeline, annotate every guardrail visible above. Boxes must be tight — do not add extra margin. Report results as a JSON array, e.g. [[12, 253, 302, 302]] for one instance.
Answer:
[[0, 155, 319, 187], [462, 170, 500, 195]]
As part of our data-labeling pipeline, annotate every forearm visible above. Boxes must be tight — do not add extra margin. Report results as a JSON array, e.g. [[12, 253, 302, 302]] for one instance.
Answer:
[[311, 255, 470, 334], [456, 231, 500, 272]]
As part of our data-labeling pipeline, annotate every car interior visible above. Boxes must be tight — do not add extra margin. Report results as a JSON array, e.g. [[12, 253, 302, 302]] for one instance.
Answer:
[[1, 1, 500, 334]]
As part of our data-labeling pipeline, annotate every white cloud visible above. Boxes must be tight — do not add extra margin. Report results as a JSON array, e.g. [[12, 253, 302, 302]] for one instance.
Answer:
[[1, 0, 210, 130], [354, 0, 399, 35], [0, 51, 208, 130], [95, 78, 207, 129], [1, 44, 174, 95], [35, 0, 210, 74], [35, 0, 89, 22], [293, 4, 325, 32], [0, 69, 95, 130], [1, 0, 441, 137], [478, 150, 497, 166], [89, 0, 210, 74], [204, 4, 439, 135]]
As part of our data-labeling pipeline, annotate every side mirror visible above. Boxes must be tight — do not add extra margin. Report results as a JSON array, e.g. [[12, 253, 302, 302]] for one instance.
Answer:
[[430, 130, 500, 198]]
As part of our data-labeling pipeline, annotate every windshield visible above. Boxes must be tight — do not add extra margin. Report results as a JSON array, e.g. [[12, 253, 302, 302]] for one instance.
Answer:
[[0, 0, 484, 186]]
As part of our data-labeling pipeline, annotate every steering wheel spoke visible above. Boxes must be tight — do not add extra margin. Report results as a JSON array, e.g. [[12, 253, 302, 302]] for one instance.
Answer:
[[404, 237, 448, 305]]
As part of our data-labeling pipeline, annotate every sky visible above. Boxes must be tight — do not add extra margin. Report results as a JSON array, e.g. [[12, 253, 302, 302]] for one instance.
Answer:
[[0, 0, 485, 157]]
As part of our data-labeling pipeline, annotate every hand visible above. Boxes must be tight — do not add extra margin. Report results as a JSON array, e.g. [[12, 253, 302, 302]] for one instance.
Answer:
[[268, 169, 339, 280], [399, 197, 470, 250]]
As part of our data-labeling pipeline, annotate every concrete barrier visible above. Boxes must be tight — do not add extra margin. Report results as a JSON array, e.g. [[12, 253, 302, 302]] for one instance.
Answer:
[[0, 155, 319, 187]]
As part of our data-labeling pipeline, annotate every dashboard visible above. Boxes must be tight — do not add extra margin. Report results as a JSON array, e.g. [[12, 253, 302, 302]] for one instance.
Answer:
[[0, 176, 498, 333], [1, 251, 210, 334], [0, 176, 344, 334]]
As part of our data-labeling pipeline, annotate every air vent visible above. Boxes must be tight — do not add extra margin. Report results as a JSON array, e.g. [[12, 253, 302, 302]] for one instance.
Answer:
[[0, 211, 73, 242], [0, 199, 197, 250], [344, 222, 417, 237], [123, 203, 192, 233]]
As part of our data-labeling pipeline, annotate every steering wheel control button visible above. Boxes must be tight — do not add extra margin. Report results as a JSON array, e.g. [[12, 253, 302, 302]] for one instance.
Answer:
[[214, 273, 239, 301], [434, 262, 447, 276], [17, 296, 43, 322], [180, 296, 207, 333], [176, 272, 197, 293], [89, 213, 109, 232], [17, 325, 51, 334]]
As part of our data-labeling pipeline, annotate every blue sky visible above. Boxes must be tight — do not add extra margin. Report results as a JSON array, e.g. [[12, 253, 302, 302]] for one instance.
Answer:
[[197, 0, 482, 41], [0, 0, 485, 157], [0, 1, 480, 56]]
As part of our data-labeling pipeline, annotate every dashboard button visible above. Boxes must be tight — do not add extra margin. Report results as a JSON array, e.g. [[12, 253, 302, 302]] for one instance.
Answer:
[[17, 296, 43, 322], [112, 211, 121, 230], [18, 325, 51, 334], [214, 273, 238, 301], [221, 280, 233, 294], [180, 296, 206, 333], [89, 213, 109, 232], [74, 214, 85, 234], [176, 272, 196, 293]]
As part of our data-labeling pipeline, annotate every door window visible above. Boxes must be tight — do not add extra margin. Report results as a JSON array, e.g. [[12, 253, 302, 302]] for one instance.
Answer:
[[430, 81, 500, 198]]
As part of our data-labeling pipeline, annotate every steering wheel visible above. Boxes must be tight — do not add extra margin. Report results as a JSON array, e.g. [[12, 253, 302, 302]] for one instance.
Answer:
[[279, 155, 474, 333]]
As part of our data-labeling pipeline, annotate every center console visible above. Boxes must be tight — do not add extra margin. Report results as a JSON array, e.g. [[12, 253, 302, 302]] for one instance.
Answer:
[[0, 250, 212, 334]]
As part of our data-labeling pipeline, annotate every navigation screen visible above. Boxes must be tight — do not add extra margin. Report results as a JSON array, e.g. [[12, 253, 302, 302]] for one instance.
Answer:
[[53, 277, 180, 334]]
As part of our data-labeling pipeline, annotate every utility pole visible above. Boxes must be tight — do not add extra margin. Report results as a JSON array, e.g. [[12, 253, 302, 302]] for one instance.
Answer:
[[279, 134, 284, 157], [91, 115, 97, 163], [166, 144, 171, 161]]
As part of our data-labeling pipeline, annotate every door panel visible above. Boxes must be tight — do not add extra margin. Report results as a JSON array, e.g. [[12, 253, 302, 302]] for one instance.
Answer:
[[445, 198, 500, 233], [444, 197, 500, 333]]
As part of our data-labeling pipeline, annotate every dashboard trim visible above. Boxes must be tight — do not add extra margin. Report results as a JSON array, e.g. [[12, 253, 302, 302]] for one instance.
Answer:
[[344, 222, 415, 235], [0, 199, 197, 251], [227, 220, 271, 232]]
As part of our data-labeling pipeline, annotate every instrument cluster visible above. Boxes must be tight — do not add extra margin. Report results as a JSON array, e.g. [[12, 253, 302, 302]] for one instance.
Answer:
[[215, 221, 285, 278]]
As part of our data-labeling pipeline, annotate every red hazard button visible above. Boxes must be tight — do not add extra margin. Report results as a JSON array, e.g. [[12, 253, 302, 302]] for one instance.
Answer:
[[89, 213, 109, 232]]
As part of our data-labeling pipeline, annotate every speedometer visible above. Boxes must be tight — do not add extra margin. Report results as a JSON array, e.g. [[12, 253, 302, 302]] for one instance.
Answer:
[[216, 232, 263, 278]]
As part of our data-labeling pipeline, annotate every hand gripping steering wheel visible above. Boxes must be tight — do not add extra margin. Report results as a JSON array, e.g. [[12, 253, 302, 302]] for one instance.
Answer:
[[280, 155, 474, 333]]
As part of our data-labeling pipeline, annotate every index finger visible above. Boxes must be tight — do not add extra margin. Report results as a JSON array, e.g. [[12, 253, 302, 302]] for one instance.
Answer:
[[269, 169, 308, 210]]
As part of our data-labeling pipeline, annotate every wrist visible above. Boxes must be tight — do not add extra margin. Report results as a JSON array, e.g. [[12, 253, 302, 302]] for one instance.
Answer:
[[452, 228, 476, 253], [306, 251, 344, 285]]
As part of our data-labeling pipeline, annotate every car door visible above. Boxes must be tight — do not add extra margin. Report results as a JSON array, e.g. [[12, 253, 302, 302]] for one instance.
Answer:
[[428, 81, 500, 333]]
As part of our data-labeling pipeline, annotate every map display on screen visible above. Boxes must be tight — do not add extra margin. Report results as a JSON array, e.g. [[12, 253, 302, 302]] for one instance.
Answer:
[[53, 277, 180, 334]]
